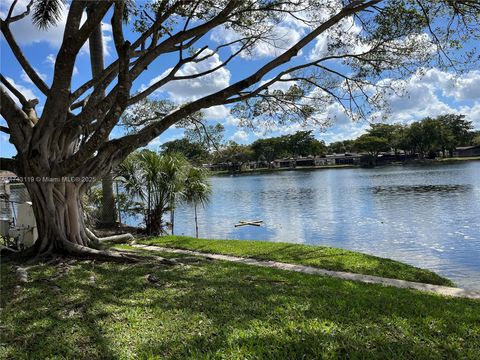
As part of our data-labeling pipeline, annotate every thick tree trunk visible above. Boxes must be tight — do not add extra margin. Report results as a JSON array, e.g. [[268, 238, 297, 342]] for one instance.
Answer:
[[100, 172, 116, 227], [147, 206, 165, 235], [17, 179, 137, 262], [25, 180, 90, 256]]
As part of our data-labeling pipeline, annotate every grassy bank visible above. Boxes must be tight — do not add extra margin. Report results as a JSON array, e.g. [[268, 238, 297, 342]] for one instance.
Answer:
[[140, 236, 452, 286], [1, 247, 478, 359], [435, 156, 480, 162]]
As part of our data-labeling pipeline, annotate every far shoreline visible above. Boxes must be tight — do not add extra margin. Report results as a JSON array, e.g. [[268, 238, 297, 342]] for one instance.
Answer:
[[210, 156, 480, 176]]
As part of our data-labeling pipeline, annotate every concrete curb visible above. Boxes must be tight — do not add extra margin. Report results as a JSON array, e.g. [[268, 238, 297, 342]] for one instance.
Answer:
[[132, 244, 480, 300]]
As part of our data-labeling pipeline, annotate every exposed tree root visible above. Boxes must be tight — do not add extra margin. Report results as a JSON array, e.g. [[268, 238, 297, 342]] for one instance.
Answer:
[[62, 241, 178, 265], [62, 241, 144, 263], [86, 228, 134, 246], [3, 234, 177, 266], [15, 267, 28, 283]]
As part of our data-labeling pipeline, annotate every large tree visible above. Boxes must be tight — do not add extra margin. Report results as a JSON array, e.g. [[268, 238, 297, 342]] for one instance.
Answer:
[[0, 0, 478, 259]]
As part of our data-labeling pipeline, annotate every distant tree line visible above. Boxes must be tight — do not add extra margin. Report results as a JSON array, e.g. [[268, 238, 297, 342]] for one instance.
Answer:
[[162, 130, 327, 165], [159, 114, 479, 168], [334, 114, 478, 160]]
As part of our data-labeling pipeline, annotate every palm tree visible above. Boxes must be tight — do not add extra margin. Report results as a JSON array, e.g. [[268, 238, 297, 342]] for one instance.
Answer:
[[117, 151, 189, 235], [183, 167, 211, 238], [153, 152, 188, 235]]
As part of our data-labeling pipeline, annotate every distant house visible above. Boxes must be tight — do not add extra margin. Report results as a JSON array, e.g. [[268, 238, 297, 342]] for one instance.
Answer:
[[325, 153, 362, 165], [272, 154, 361, 168], [273, 158, 296, 168], [452, 145, 480, 157], [295, 158, 315, 167]]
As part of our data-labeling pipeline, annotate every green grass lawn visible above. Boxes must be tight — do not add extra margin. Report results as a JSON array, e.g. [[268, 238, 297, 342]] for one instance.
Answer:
[[140, 236, 453, 286], [1, 248, 479, 360]]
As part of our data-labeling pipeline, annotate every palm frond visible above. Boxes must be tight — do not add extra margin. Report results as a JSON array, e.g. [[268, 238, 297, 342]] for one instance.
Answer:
[[184, 167, 212, 206], [32, 0, 65, 30]]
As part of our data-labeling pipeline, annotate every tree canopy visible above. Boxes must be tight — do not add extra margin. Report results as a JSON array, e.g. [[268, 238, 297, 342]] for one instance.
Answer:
[[251, 131, 327, 161]]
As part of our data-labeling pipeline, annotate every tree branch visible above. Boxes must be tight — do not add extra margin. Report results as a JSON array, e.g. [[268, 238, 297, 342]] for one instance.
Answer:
[[70, 0, 186, 104], [0, 20, 49, 95], [0, 86, 32, 148], [0, 74, 28, 106], [39, 1, 113, 129], [5, 0, 33, 24], [128, 0, 241, 80], [0, 126, 11, 134], [73, 0, 241, 129], [53, 1, 132, 176], [95, 0, 381, 164]]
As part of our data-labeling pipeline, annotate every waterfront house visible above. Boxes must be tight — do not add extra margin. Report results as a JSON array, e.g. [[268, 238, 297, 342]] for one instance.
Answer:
[[453, 145, 480, 157], [272, 154, 362, 168], [325, 153, 362, 165], [273, 158, 296, 168]]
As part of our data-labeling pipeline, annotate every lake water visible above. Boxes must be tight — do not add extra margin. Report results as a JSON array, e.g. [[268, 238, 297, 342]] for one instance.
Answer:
[[173, 162, 480, 290]]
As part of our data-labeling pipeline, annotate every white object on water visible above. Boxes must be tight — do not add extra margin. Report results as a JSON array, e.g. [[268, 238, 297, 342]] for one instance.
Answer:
[[234, 220, 263, 227]]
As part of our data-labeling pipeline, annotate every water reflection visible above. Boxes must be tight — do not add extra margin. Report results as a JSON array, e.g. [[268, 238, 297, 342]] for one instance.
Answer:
[[174, 162, 480, 290]]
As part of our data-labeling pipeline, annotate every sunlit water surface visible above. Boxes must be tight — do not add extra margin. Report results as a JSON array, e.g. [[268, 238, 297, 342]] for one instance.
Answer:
[[171, 162, 480, 290]]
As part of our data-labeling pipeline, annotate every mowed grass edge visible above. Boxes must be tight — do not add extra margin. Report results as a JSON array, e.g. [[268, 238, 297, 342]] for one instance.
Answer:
[[141, 236, 454, 286]]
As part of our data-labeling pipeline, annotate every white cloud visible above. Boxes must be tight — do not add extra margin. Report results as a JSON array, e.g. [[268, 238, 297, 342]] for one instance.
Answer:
[[80, 22, 113, 58], [459, 102, 480, 129], [263, 67, 480, 144], [202, 105, 230, 120], [321, 121, 369, 144], [420, 68, 480, 101], [369, 68, 480, 125], [145, 50, 231, 103], [259, 74, 297, 92], [309, 17, 434, 65], [231, 130, 249, 143], [308, 16, 364, 60], [45, 54, 56, 67], [209, 0, 343, 61], [224, 115, 241, 126], [246, 24, 304, 59]]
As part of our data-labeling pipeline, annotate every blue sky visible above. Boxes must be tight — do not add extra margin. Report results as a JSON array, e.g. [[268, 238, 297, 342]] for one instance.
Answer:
[[1, 1, 479, 159]]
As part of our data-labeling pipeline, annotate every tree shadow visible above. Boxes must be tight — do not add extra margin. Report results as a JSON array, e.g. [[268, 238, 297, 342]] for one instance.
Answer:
[[1, 258, 478, 359]]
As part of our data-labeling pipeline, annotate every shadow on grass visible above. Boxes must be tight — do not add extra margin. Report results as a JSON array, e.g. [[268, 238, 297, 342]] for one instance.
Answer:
[[1, 258, 477, 359]]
